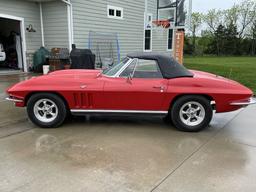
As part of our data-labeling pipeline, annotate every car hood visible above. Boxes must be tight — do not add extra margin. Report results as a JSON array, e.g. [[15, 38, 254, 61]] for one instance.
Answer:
[[49, 69, 101, 77], [34, 69, 102, 81], [7, 69, 102, 93]]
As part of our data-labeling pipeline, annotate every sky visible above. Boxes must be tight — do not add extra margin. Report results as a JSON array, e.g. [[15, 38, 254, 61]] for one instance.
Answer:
[[192, 0, 243, 13]]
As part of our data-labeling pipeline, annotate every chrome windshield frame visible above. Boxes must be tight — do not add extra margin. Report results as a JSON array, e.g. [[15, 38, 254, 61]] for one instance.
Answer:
[[115, 58, 138, 78], [102, 58, 135, 78]]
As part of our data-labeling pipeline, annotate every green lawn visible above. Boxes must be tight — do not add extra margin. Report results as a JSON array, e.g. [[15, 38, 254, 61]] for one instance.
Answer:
[[184, 56, 256, 94]]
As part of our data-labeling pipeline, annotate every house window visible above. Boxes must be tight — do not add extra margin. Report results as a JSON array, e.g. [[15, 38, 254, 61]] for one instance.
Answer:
[[149, 15, 152, 22], [144, 13, 153, 52], [144, 29, 152, 51], [107, 5, 123, 19], [167, 29, 174, 50], [109, 9, 115, 16], [116, 10, 122, 17], [145, 13, 153, 29]]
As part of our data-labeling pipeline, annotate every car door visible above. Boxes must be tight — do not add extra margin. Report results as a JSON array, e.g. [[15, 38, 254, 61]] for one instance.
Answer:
[[103, 59, 168, 111]]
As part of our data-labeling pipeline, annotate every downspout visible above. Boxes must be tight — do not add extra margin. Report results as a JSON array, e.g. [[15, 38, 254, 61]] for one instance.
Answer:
[[173, 2, 177, 58], [61, 0, 74, 51], [39, 2, 45, 47]]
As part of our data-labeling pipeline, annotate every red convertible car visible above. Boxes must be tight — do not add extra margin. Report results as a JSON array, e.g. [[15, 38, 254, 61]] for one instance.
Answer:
[[6, 52, 256, 132]]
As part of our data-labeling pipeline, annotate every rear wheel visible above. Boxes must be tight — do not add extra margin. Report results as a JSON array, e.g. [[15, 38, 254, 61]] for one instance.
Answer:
[[170, 95, 213, 132], [27, 93, 67, 128]]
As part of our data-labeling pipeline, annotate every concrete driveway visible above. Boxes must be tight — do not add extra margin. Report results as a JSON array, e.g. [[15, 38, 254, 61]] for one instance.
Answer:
[[0, 73, 256, 192]]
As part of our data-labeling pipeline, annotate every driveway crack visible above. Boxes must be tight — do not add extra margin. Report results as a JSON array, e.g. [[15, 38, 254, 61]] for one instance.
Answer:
[[234, 141, 256, 148], [150, 109, 244, 192]]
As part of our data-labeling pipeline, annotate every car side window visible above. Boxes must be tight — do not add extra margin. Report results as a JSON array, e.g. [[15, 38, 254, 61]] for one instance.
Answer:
[[119, 59, 137, 77], [133, 59, 163, 78]]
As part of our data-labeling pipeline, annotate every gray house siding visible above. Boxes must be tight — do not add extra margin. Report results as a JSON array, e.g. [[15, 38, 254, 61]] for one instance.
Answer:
[[72, 0, 145, 59], [42, 1, 69, 49], [0, 0, 173, 71], [0, 0, 42, 52], [72, 0, 172, 58]]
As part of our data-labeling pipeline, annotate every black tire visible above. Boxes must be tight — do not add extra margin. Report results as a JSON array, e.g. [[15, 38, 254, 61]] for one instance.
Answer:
[[27, 93, 67, 128], [170, 95, 213, 132]]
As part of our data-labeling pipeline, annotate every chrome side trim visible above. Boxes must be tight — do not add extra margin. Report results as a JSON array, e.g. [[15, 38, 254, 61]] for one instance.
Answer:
[[5, 97, 23, 103], [71, 109, 168, 114], [230, 97, 256, 106]]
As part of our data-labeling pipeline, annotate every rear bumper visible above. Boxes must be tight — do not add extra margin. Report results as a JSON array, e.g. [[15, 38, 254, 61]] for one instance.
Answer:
[[0, 52, 6, 61], [230, 97, 256, 106]]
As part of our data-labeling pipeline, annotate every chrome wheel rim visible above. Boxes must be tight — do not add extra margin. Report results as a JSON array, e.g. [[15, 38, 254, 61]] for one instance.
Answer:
[[33, 99, 58, 123], [179, 101, 205, 127]]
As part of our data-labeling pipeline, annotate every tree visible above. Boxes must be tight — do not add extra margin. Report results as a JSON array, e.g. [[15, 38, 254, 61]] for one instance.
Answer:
[[184, 35, 194, 55], [185, 0, 256, 56], [189, 12, 203, 54], [213, 25, 226, 55], [203, 9, 224, 34], [250, 20, 256, 55], [224, 5, 239, 26], [200, 30, 215, 54], [224, 23, 239, 55], [237, 0, 256, 39], [206, 24, 238, 55], [205, 0, 256, 38], [224, 0, 256, 54]]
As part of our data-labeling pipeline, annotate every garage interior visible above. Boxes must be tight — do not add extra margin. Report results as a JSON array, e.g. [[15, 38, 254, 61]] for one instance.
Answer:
[[0, 18, 23, 72]]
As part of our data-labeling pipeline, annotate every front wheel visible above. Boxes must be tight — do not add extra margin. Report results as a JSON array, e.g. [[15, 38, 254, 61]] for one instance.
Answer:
[[170, 95, 213, 132], [27, 93, 67, 128]]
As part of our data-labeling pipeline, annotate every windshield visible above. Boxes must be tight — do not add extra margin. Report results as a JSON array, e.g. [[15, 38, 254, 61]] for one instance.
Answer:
[[102, 57, 130, 76]]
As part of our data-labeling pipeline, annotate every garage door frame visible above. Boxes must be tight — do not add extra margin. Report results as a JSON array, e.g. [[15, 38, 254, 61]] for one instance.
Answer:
[[0, 13, 27, 72]]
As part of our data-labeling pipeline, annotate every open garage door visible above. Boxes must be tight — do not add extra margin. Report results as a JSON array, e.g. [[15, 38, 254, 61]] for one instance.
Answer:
[[0, 14, 27, 73]]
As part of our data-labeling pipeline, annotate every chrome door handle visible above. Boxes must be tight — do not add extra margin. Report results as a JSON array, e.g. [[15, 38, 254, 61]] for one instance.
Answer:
[[153, 86, 165, 92], [153, 86, 164, 89]]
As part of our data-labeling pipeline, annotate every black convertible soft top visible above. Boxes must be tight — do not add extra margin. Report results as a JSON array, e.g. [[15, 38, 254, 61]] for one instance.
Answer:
[[127, 52, 194, 79]]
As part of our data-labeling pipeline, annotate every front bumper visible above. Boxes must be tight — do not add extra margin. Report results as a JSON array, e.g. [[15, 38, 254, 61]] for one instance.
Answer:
[[5, 97, 23, 103], [5, 96, 25, 107], [230, 97, 256, 106]]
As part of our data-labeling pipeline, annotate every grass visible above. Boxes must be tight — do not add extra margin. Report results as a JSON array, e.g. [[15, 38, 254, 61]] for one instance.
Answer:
[[184, 56, 256, 94]]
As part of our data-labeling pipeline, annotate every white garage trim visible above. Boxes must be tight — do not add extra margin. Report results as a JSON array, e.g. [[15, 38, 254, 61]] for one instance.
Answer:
[[61, 0, 74, 51], [39, 3, 45, 47], [0, 13, 27, 72]]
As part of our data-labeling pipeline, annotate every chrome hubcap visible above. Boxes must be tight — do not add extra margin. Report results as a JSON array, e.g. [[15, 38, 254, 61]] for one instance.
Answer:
[[33, 99, 58, 123], [179, 101, 205, 126]]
